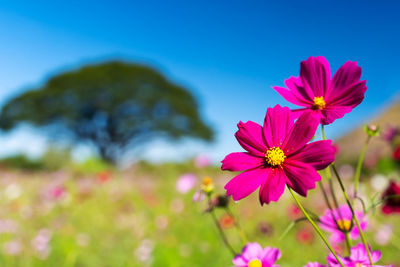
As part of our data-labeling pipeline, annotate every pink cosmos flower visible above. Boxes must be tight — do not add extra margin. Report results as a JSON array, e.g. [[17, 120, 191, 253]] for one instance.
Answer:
[[194, 154, 212, 168], [273, 56, 367, 125], [222, 105, 335, 205], [327, 243, 392, 267], [319, 205, 367, 243], [48, 186, 66, 200], [233, 242, 281, 267], [176, 173, 197, 194]]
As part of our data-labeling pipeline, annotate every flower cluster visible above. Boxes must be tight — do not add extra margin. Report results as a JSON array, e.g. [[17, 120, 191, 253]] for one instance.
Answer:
[[212, 56, 394, 266], [303, 243, 392, 267]]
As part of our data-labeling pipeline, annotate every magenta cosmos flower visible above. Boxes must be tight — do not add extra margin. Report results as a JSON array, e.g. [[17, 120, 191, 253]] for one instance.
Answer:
[[381, 181, 400, 214], [233, 242, 281, 267], [222, 105, 335, 205], [320, 205, 368, 243], [327, 243, 392, 267], [273, 56, 367, 125]]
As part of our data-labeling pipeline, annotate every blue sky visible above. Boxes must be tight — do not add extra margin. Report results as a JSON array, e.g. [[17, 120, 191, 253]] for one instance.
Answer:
[[0, 1, 399, 162]]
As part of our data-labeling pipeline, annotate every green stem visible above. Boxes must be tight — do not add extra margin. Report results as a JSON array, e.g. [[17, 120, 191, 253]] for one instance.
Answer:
[[345, 232, 352, 256], [319, 181, 342, 229], [331, 164, 373, 265], [353, 136, 371, 202], [321, 126, 332, 180], [225, 206, 248, 244], [288, 187, 345, 267], [207, 196, 236, 256], [328, 178, 348, 229]]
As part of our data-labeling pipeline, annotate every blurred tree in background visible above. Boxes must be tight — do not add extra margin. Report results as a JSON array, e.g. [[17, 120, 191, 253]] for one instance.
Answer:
[[0, 61, 214, 163]]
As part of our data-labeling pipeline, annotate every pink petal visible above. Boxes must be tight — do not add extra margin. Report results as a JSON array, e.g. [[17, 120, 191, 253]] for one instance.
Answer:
[[330, 231, 346, 243], [283, 110, 320, 155], [300, 56, 331, 98], [327, 81, 367, 108], [370, 250, 382, 263], [289, 140, 335, 170], [262, 105, 294, 148], [283, 160, 321, 197], [225, 167, 269, 201], [320, 106, 352, 125], [273, 77, 313, 106], [261, 247, 281, 265], [232, 255, 247, 266], [285, 76, 314, 103], [259, 168, 286, 205], [242, 242, 263, 260], [329, 61, 362, 99], [349, 243, 368, 262], [235, 121, 267, 156], [221, 152, 264, 172]]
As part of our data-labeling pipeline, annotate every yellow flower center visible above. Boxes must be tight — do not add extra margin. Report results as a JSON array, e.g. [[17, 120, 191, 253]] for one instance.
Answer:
[[202, 177, 212, 186], [355, 264, 365, 267], [248, 259, 262, 267], [313, 96, 326, 110], [265, 147, 286, 167], [337, 219, 352, 231]]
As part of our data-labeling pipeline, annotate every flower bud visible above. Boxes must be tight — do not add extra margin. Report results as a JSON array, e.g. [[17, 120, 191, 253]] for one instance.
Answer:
[[201, 177, 214, 194], [363, 124, 380, 137]]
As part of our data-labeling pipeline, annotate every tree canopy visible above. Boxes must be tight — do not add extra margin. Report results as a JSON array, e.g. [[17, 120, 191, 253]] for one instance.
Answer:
[[0, 61, 214, 162]]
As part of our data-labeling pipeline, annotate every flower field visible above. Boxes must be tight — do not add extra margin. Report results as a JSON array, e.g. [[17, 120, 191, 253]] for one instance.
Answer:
[[0, 156, 398, 266]]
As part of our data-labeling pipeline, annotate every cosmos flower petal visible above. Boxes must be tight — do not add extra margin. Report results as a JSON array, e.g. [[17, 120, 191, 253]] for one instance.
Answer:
[[241, 242, 263, 260], [263, 105, 294, 147], [221, 152, 264, 172], [320, 106, 353, 125], [329, 61, 362, 97], [371, 250, 383, 264], [283, 110, 320, 155], [300, 56, 331, 98], [225, 168, 269, 201], [382, 181, 400, 214], [259, 168, 287, 205], [235, 121, 267, 156], [273, 76, 313, 106], [284, 160, 321, 197], [260, 247, 281, 265], [232, 255, 247, 266], [328, 80, 367, 108], [289, 140, 335, 170], [233, 243, 281, 267], [285, 76, 314, 102]]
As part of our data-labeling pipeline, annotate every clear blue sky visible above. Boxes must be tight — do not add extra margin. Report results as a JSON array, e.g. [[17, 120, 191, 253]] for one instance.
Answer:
[[0, 1, 399, 162]]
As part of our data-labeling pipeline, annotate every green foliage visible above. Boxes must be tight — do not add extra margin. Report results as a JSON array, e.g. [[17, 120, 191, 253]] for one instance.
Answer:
[[72, 157, 112, 174], [0, 155, 44, 170], [0, 61, 214, 163], [377, 157, 399, 174], [40, 146, 73, 170]]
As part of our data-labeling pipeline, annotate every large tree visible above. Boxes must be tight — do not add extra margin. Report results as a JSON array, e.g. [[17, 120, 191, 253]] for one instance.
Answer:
[[0, 61, 214, 163]]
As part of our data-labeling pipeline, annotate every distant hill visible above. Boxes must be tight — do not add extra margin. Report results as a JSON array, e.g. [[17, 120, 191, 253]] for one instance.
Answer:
[[336, 97, 400, 165]]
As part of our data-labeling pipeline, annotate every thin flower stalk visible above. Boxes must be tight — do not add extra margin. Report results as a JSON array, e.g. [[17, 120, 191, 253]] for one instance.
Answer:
[[225, 206, 248, 244], [345, 232, 352, 255], [353, 135, 371, 203], [207, 196, 236, 256], [331, 164, 373, 265], [288, 187, 345, 267]]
